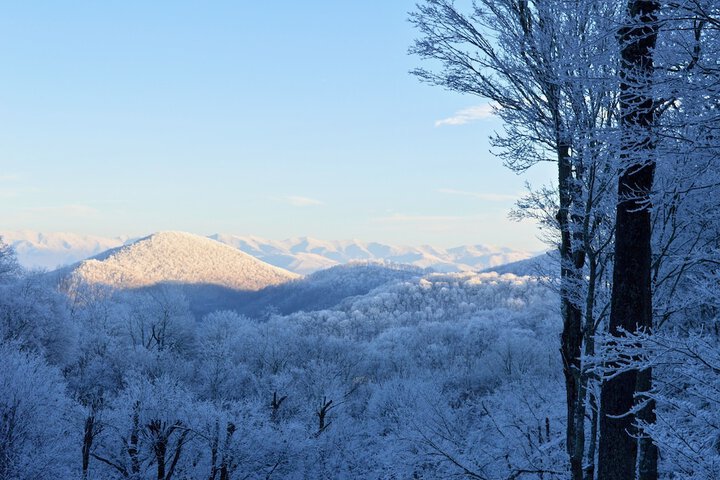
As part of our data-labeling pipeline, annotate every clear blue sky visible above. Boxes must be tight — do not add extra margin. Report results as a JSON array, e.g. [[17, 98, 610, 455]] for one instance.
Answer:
[[0, 1, 554, 250]]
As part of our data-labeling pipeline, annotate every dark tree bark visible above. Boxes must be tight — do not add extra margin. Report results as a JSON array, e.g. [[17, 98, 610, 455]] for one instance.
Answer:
[[598, 1, 660, 479], [208, 420, 220, 480], [82, 414, 96, 480], [316, 397, 334, 435], [558, 141, 586, 480], [219, 422, 236, 480], [148, 419, 189, 480], [271, 391, 287, 423]]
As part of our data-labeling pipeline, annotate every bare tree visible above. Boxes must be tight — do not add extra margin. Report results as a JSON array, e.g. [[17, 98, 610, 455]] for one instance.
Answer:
[[410, 2, 621, 477]]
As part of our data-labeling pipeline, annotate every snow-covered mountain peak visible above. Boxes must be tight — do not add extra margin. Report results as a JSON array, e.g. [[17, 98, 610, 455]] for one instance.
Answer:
[[67, 231, 299, 291]]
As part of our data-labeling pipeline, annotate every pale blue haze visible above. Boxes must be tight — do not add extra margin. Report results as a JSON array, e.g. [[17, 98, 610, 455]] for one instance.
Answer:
[[0, 1, 554, 249]]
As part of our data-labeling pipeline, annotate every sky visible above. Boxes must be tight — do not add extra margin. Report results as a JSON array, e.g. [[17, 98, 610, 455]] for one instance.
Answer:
[[0, 1, 555, 250]]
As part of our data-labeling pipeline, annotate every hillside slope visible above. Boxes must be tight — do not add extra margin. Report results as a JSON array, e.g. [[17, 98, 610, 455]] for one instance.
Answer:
[[231, 261, 427, 317], [67, 231, 299, 291]]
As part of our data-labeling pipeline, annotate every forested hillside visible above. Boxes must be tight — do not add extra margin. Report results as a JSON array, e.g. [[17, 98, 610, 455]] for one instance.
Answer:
[[0, 243, 562, 479]]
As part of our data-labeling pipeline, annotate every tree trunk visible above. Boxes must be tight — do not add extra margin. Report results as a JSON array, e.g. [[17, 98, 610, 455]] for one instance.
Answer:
[[219, 422, 236, 480], [558, 137, 585, 480], [598, 1, 659, 479], [208, 420, 220, 480], [155, 438, 167, 480], [82, 415, 95, 480]]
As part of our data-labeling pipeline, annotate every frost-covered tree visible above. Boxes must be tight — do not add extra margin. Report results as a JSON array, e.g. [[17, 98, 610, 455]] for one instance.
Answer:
[[117, 287, 196, 356], [0, 274, 78, 367], [0, 238, 21, 283], [92, 375, 197, 480], [409, 1, 622, 477], [0, 343, 76, 480]]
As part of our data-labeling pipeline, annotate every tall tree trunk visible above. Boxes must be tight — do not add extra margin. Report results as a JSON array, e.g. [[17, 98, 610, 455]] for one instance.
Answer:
[[558, 134, 585, 480], [598, 1, 659, 479]]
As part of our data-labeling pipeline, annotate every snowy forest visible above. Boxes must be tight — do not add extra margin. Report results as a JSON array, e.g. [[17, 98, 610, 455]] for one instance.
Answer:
[[2, 0, 720, 479]]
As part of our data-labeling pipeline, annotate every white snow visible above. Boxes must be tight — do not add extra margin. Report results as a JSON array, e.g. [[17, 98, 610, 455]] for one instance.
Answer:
[[68, 231, 299, 291], [1, 230, 129, 270], [210, 234, 535, 274]]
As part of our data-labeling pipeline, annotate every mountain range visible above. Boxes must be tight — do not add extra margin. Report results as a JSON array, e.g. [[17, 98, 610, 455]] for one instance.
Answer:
[[16, 230, 550, 317], [1, 230, 536, 274]]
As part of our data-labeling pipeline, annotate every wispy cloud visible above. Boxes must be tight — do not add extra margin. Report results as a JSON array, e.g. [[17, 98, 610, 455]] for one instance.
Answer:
[[437, 188, 518, 202], [0, 174, 20, 182], [435, 103, 497, 127], [286, 196, 324, 207], [24, 204, 100, 217]]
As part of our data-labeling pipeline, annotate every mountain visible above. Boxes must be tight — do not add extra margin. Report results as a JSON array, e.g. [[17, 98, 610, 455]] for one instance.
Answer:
[[3, 231, 537, 274], [63, 231, 299, 291]]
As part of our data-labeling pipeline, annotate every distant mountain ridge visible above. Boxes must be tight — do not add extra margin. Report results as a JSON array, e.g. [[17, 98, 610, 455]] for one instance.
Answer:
[[208, 234, 534, 274], [480, 251, 558, 277], [2, 230, 536, 273], [2, 231, 131, 270]]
